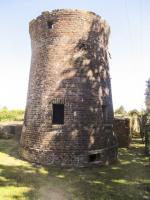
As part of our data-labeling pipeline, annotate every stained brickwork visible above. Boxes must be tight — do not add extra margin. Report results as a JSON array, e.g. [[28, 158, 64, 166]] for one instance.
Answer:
[[20, 9, 117, 166]]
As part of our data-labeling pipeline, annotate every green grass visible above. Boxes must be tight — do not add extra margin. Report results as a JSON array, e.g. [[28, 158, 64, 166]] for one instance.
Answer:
[[0, 138, 150, 200], [0, 108, 24, 122]]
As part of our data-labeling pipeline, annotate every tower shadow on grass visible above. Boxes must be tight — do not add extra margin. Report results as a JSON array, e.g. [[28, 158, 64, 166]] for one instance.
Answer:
[[1, 137, 149, 200]]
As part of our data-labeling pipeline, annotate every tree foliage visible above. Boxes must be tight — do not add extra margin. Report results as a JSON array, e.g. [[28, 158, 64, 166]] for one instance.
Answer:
[[145, 78, 150, 112], [0, 108, 24, 122], [115, 106, 127, 115], [128, 109, 140, 116]]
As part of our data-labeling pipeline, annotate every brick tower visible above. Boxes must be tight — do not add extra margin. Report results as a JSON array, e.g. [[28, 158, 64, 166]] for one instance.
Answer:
[[20, 9, 117, 166]]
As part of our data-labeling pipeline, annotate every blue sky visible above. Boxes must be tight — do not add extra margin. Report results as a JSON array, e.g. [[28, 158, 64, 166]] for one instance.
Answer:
[[0, 0, 150, 111]]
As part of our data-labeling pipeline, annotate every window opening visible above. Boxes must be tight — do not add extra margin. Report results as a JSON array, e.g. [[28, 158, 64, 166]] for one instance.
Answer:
[[88, 153, 101, 162], [89, 154, 97, 162], [52, 104, 64, 124], [47, 21, 53, 29], [102, 105, 107, 123]]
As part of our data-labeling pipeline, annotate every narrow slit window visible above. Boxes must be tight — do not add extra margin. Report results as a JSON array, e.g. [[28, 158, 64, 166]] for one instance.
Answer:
[[52, 104, 64, 124], [102, 105, 107, 122], [47, 21, 53, 29]]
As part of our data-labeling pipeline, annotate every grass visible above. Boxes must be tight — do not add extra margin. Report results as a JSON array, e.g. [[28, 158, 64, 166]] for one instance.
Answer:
[[0, 108, 24, 122], [0, 138, 150, 200]]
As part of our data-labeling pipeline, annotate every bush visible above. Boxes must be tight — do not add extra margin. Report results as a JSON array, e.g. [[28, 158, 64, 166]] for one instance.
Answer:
[[0, 108, 24, 122]]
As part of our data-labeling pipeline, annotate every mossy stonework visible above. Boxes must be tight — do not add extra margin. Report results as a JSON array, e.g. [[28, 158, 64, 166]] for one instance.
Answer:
[[20, 9, 117, 166]]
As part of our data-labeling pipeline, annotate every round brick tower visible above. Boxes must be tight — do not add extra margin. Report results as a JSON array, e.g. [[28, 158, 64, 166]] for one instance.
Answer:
[[20, 9, 117, 166]]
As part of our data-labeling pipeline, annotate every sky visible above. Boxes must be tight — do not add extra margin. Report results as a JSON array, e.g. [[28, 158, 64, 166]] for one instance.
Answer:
[[0, 0, 150, 111]]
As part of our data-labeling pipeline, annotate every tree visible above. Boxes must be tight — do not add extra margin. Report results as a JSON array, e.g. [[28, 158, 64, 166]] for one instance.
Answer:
[[145, 78, 150, 112], [2, 106, 8, 110], [115, 106, 127, 115], [128, 109, 139, 116], [142, 79, 150, 155]]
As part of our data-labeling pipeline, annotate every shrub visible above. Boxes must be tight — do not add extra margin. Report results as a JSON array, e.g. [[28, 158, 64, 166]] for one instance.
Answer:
[[0, 108, 24, 122]]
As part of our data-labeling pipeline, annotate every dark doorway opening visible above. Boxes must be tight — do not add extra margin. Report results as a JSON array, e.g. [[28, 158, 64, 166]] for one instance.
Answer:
[[52, 104, 64, 124]]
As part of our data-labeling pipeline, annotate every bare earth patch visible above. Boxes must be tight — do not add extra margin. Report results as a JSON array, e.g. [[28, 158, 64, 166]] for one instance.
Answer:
[[39, 186, 71, 200]]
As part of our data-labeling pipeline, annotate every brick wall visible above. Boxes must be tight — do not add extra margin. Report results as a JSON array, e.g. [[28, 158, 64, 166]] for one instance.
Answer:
[[114, 117, 132, 148]]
